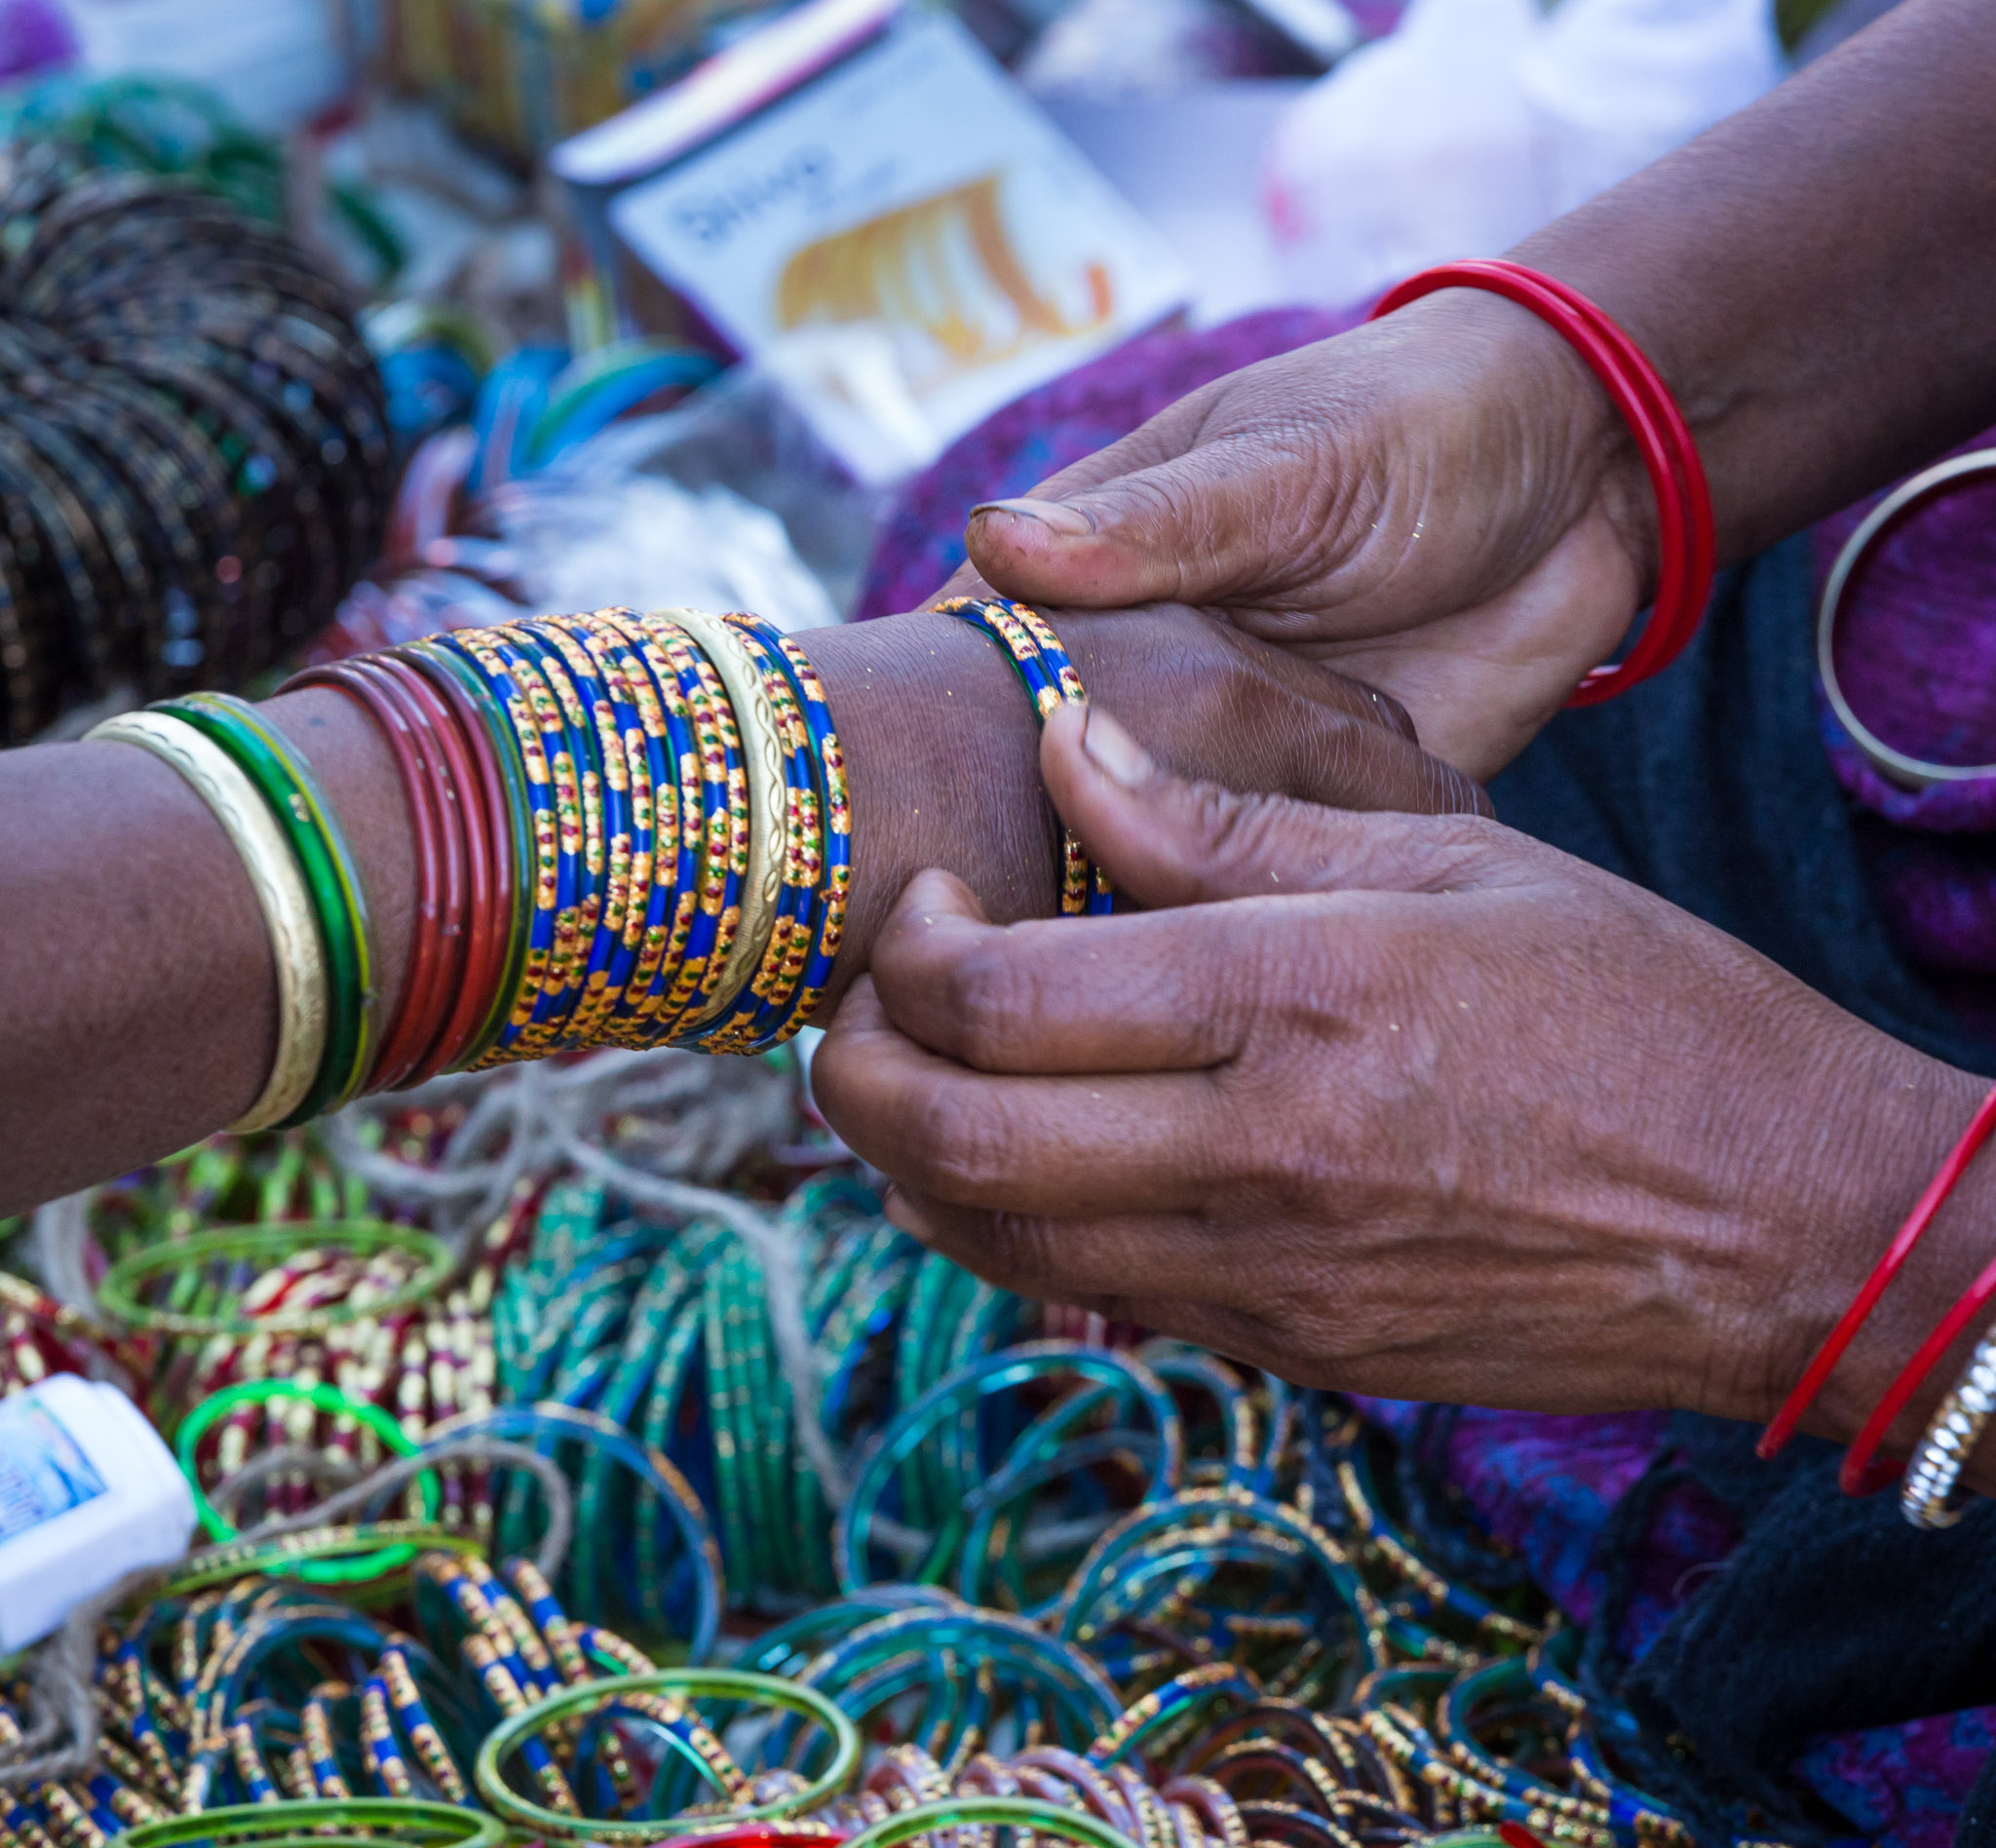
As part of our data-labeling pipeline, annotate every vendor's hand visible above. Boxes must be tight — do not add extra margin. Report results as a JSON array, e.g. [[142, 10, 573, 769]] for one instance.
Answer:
[[813, 705, 1993, 1448], [934, 293, 1654, 782], [801, 601, 1486, 1016]]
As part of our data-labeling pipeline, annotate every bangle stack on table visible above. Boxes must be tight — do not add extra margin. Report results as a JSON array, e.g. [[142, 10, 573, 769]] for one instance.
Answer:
[[0, 150, 393, 743], [0, 1348, 1756, 1848]]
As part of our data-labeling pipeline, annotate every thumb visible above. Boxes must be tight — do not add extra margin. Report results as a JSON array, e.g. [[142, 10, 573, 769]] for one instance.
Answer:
[[1040, 704, 1519, 908], [965, 436, 1322, 610]]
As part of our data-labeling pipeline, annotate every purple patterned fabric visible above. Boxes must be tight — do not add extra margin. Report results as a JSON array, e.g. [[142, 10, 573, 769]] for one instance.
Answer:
[[855, 312, 1996, 1847]]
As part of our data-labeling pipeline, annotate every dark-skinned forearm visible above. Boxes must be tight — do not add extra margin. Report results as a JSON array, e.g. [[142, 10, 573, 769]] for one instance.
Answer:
[[0, 622, 1056, 1215], [1510, 0, 1996, 574]]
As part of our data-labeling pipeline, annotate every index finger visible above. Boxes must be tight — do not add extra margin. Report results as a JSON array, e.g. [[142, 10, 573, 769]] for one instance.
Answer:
[[869, 868, 1358, 1075]]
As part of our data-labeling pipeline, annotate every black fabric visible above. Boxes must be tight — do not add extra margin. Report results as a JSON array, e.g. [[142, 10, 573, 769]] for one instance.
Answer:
[[1484, 536, 1996, 1843]]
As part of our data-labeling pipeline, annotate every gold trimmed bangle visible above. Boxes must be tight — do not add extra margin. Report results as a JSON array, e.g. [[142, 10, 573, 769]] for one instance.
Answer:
[[668, 608, 786, 1032], [88, 710, 326, 1131]]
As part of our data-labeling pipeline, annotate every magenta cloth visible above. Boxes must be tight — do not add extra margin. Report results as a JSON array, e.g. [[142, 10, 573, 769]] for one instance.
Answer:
[[855, 312, 1996, 1846]]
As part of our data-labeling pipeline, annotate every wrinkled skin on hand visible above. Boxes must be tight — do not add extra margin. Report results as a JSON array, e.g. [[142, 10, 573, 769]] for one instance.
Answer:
[[802, 601, 1488, 1008], [814, 706, 1992, 1457], [933, 294, 1652, 782]]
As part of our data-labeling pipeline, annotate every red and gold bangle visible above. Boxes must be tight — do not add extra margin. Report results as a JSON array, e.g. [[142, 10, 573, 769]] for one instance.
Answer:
[[1369, 260, 1714, 707]]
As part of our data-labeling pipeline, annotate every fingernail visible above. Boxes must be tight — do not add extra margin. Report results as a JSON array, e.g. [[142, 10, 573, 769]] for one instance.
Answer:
[[1082, 709, 1152, 789], [968, 497, 1095, 537]]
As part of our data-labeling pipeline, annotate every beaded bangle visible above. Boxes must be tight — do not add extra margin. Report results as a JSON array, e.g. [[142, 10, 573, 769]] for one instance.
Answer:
[[159, 692, 381, 1117], [87, 711, 326, 1131], [937, 596, 1109, 915]]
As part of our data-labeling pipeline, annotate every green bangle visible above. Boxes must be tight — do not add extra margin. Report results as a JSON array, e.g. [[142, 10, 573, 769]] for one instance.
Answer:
[[474, 1670, 862, 1840], [118, 1799, 504, 1848], [160, 1521, 483, 1597], [401, 638, 536, 1068], [97, 1221, 449, 1339], [175, 1379, 438, 1583], [160, 691, 378, 1115], [841, 1795, 1141, 1848]]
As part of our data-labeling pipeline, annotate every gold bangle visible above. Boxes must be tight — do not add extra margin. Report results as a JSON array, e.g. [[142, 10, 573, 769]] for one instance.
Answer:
[[666, 609, 786, 1031], [88, 711, 327, 1132]]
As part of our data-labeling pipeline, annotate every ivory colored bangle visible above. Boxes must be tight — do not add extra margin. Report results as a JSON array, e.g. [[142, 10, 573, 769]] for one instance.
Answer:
[[667, 608, 786, 1031], [1900, 1322, 1996, 1529], [88, 712, 327, 1131]]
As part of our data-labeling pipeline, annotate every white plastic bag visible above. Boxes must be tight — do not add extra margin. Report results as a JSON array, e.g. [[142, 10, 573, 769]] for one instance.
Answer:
[[1264, 0, 1784, 307]]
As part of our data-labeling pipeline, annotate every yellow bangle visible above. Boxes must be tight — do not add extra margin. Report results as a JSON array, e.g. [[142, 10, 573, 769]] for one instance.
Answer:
[[667, 608, 786, 1031], [88, 711, 327, 1132]]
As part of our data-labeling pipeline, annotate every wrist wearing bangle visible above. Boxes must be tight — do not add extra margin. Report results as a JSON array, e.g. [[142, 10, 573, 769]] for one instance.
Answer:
[[1369, 261, 1713, 708]]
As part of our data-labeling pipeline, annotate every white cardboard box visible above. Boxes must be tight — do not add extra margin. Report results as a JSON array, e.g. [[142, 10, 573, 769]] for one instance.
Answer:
[[554, 0, 1191, 476]]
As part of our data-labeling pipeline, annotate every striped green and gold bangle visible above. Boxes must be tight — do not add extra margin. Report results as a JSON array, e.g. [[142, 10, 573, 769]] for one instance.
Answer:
[[157, 691, 379, 1118]]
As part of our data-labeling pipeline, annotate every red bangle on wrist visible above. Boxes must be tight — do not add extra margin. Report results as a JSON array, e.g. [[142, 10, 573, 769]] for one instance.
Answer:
[[1756, 1079, 1996, 1473], [1367, 259, 1714, 706]]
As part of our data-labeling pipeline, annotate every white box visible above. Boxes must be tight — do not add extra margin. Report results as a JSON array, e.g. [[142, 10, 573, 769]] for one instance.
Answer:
[[554, 0, 1192, 475]]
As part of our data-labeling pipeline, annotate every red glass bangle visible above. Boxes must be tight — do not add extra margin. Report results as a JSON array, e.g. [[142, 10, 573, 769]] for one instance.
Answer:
[[286, 659, 452, 1093], [389, 648, 513, 1077], [354, 657, 471, 1087], [1758, 1078, 1996, 1468], [372, 653, 498, 1086], [1368, 259, 1714, 706]]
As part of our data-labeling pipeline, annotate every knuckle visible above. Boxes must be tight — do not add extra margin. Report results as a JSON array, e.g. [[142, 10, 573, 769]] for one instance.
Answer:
[[978, 1213, 1064, 1297], [941, 942, 1037, 1069], [903, 1087, 1018, 1203]]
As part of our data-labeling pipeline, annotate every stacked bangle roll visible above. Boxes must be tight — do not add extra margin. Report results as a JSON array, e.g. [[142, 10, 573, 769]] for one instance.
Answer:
[[937, 596, 1112, 915]]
